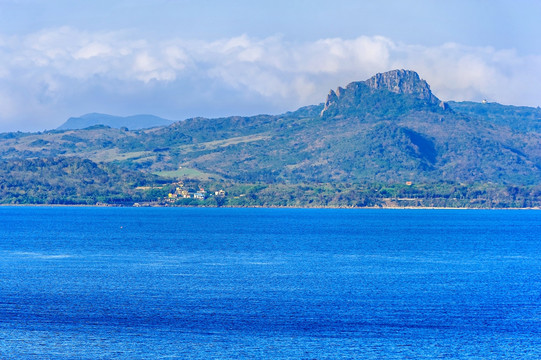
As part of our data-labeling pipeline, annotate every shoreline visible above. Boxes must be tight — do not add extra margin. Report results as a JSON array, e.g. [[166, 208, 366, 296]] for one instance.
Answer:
[[1, 203, 539, 210]]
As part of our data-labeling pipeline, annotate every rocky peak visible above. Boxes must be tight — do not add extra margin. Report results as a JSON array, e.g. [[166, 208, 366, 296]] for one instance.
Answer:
[[366, 70, 435, 100], [321, 70, 445, 116]]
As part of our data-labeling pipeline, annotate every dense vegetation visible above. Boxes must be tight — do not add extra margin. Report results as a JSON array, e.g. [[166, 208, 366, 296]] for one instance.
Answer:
[[168, 180, 541, 208], [447, 101, 541, 132], [4, 158, 537, 207], [0, 158, 166, 205]]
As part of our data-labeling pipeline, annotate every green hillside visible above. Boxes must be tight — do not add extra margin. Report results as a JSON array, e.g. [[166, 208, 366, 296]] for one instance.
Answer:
[[1, 70, 540, 207]]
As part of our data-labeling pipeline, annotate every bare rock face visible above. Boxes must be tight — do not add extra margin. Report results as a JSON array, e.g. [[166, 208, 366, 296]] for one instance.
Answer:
[[366, 69, 439, 103], [321, 69, 444, 116], [322, 89, 339, 112]]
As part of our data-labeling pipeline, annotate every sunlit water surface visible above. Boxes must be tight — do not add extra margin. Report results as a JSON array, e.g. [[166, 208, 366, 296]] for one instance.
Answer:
[[1, 207, 540, 359]]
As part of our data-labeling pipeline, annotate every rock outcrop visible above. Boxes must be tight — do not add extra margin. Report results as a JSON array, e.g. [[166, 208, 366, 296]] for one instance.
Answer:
[[321, 69, 446, 116]]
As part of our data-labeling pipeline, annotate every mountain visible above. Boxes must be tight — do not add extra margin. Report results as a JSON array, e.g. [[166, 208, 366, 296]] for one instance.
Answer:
[[133, 70, 537, 185], [57, 113, 174, 130], [321, 69, 447, 118], [1, 69, 540, 207]]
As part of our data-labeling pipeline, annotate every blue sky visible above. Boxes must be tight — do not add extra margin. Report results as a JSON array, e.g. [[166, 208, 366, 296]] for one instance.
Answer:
[[1, 0, 540, 131]]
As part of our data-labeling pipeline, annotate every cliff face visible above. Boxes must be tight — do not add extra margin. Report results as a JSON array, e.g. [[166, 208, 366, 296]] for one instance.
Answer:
[[321, 69, 445, 116], [366, 69, 440, 103]]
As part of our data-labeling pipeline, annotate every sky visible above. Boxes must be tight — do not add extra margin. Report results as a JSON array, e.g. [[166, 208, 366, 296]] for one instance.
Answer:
[[0, 0, 540, 132]]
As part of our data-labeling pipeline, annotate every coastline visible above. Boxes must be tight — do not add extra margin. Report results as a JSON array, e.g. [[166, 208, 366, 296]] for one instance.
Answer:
[[1, 203, 539, 210]]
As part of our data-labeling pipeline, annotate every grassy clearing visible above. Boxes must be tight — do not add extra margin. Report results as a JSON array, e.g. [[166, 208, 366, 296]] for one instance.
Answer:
[[86, 134, 269, 163], [87, 149, 154, 162], [175, 134, 270, 153], [153, 167, 221, 180]]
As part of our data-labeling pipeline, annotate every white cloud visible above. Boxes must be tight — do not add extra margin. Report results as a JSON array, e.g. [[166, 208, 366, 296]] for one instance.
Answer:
[[74, 42, 113, 60], [0, 27, 540, 131], [163, 45, 189, 70], [0, 90, 17, 118], [389, 42, 541, 105]]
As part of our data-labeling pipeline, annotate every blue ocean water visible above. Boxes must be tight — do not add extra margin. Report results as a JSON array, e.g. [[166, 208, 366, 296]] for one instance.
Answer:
[[0, 207, 540, 359]]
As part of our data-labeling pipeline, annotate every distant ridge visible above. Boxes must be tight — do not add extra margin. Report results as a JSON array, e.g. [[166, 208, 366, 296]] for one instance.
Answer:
[[57, 113, 174, 130]]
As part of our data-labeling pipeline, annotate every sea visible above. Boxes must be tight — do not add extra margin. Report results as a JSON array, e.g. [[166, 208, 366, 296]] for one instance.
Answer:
[[0, 207, 540, 359]]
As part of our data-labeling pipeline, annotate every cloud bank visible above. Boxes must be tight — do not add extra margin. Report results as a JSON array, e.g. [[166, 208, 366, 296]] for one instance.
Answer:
[[1, 27, 540, 131]]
